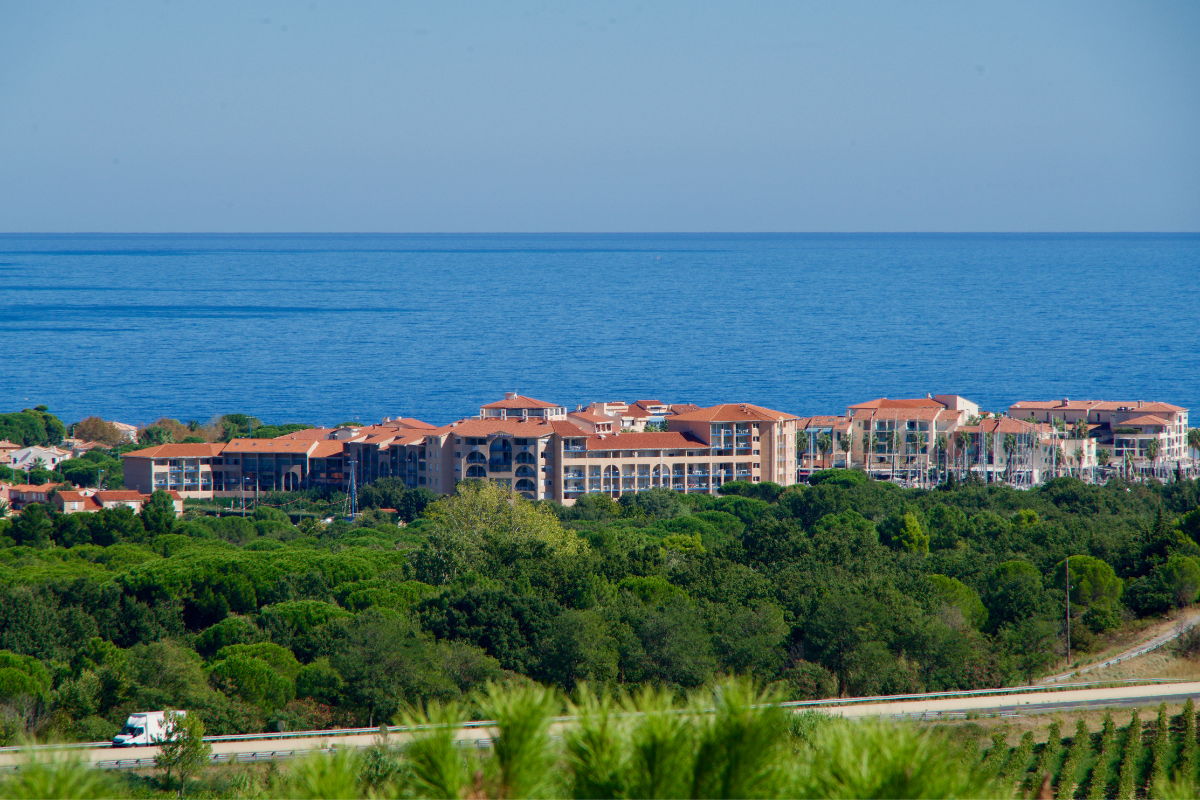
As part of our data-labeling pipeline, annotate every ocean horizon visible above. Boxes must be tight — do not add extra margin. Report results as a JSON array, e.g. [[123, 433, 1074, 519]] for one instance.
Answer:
[[2, 232, 1197, 428]]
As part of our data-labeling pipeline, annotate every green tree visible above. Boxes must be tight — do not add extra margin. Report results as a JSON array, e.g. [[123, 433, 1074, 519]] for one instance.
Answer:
[[11, 504, 53, 549], [139, 490, 177, 537], [817, 432, 833, 469], [414, 480, 584, 584], [927, 575, 987, 629], [153, 711, 212, 794], [893, 512, 929, 554]]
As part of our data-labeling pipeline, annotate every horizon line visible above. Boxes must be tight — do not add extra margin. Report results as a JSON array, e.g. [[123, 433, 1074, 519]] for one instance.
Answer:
[[2, 230, 1198, 236]]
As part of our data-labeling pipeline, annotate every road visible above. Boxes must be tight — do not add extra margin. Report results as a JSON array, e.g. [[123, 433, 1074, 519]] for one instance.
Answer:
[[1039, 611, 1200, 684], [6, 680, 1200, 771]]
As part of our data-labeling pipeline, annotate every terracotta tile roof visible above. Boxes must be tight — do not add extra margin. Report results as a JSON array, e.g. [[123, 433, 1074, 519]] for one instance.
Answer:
[[0, 440, 18, 449], [223, 439, 317, 454], [547, 421, 591, 437], [391, 418, 436, 429], [275, 428, 337, 440], [622, 406, 654, 418], [669, 403, 797, 423], [5, 483, 63, 493], [851, 407, 945, 422], [57, 491, 102, 511], [95, 490, 147, 503], [568, 411, 612, 423], [849, 397, 946, 411], [309, 441, 347, 458], [122, 443, 226, 459], [165, 491, 183, 500], [976, 417, 1040, 434], [443, 419, 560, 437], [1096, 401, 1186, 413], [1009, 400, 1102, 412], [634, 400, 666, 407], [480, 395, 560, 410], [1114, 415, 1172, 427], [802, 415, 845, 428], [584, 431, 706, 451], [668, 404, 700, 415]]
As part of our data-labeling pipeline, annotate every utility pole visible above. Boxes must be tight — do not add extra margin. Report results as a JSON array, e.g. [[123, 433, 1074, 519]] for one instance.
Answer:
[[1065, 557, 1072, 669]]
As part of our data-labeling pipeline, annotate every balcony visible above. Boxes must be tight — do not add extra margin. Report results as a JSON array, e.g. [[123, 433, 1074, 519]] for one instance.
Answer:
[[563, 470, 585, 479], [489, 461, 513, 473]]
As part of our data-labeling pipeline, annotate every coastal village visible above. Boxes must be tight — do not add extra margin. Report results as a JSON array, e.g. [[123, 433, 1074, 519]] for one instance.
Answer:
[[3, 392, 1194, 515]]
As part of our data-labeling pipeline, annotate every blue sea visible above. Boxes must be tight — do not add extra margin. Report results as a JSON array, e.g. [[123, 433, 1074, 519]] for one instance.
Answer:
[[1, 233, 1197, 428]]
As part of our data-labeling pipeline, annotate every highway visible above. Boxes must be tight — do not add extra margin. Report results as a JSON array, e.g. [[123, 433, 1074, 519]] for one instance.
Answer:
[[4, 680, 1200, 771]]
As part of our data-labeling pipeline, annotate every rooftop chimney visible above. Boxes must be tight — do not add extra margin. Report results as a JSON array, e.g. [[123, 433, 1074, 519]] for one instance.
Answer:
[[505, 391, 518, 400], [1138, 400, 1143, 408], [1061, 398, 1069, 407]]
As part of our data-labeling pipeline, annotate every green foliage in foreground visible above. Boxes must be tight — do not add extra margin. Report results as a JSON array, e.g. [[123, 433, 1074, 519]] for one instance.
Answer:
[[0, 471, 1198, 747]]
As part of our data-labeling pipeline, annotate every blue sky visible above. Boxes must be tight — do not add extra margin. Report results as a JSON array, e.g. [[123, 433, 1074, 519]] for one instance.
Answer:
[[1, 1, 1197, 232]]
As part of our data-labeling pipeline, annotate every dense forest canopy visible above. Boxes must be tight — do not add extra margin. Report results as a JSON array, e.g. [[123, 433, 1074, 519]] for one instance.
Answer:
[[0, 466, 1199, 743]]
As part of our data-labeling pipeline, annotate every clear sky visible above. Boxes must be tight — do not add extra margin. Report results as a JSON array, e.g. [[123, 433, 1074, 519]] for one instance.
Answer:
[[1, 1, 1197, 232]]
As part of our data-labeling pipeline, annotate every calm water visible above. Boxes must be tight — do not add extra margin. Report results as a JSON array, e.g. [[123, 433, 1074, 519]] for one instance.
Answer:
[[1, 233, 1197, 427]]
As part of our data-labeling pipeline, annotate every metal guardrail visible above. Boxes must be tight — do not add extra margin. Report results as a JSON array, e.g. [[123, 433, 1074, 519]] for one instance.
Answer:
[[4, 677, 1197, 768]]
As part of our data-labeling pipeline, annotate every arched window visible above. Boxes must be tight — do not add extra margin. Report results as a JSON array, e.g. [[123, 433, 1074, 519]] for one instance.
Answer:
[[515, 478, 536, 492], [466, 465, 486, 478], [489, 439, 512, 454], [515, 465, 536, 477], [515, 451, 536, 464], [466, 451, 487, 463]]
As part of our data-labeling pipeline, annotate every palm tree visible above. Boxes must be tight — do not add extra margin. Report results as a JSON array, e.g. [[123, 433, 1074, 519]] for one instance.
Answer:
[[1003, 433, 1016, 484], [888, 429, 901, 482], [1098, 448, 1111, 480], [866, 433, 879, 478], [1146, 438, 1160, 480], [838, 431, 852, 470], [914, 431, 927, 487], [795, 430, 809, 474], [1189, 429, 1200, 478], [955, 430, 970, 481], [31, 457, 47, 471], [935, 433, 948, 484], [1073, 446, 1085, 480], [817, 432, 833, 470], [0, 500, 9, 519]]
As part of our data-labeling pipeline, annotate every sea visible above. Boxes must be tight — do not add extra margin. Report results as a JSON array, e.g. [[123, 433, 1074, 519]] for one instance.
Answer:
[[1, 233, 1197, 428]]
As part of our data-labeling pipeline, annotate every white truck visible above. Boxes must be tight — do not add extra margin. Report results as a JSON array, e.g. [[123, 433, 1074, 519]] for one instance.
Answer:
[[111, 710, 185, 747]]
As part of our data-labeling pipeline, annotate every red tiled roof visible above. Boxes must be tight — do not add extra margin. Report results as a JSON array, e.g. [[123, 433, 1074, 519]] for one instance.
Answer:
[[1096, 401, 1186, 413], [223, 439, 318, 454], [480, 395, 560, 410], [568, 411, 612, 423], [585, 431, 705, 450], [275, 428, 336, 440], [1009, 400, 1102, 411], [669, 403, 797, 423], [851, 407, 946, 422], [849, 397, 946, 410], [309, 441, 347, 459], [1115, 415, 1171, 427], [57, 491, 102, 511], [95, 490, 147, 502], [122, 443, 225, 459], [4, 483, 62, 493], [0, 440, 19, 449], [391, 418, 436, 429], [547, 421, 591, 437], [443, 419, 559, 437], [668, 404, 700, 415]]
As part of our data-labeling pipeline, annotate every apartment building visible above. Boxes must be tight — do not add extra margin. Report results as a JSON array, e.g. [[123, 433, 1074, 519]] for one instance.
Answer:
[[480, 393, 567, 421], [844, 396, 975, 479], [796, 416, 853, 471], [388, 400, 800, 504], [122, 443, 226, 497], [1009, 399, 1191, 471]]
